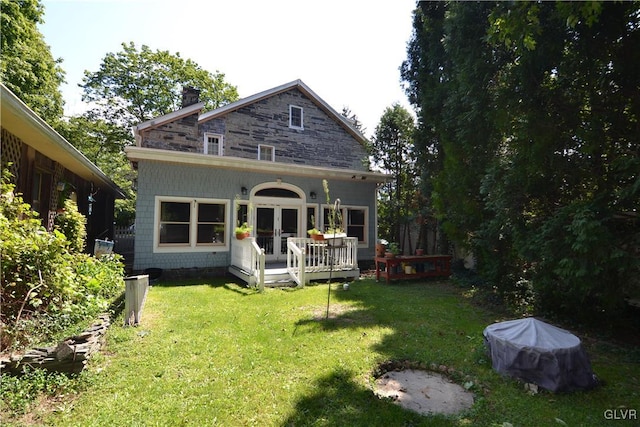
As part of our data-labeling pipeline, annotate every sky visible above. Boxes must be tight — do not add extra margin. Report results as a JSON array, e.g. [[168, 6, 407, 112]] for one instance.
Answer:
[[39, 0, 417, 138]]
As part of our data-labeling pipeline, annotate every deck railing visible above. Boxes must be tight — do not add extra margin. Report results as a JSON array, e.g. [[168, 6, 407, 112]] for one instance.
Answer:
[[287, 237, 359, 276], [232, 237, 358, 288], [286, 240, 306, 287], [251, 239, 266, 292], [231, 237, 265, 290]]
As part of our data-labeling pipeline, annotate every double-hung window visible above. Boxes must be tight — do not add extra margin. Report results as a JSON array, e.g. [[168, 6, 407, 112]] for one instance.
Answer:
[[289, 105, 303, 130], [321, 205, 368, 245], [155, 196, 229, 252], [204, 133, 224, 156], [346, 207, 367, 243]]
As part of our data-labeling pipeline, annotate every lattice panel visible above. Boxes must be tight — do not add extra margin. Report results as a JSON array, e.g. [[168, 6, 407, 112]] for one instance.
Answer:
[[50, 162, 65, 212], [1, 128, 22, 180], [44, 162, 66, 231], [46, 210, 57, 232]]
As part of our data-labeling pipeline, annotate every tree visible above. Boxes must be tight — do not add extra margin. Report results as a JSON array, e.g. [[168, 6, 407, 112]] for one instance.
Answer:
[[402, 1, 499, 252], [80, 42, 239, 129], [370, 104, 416, 250], [0, 0, 65, 123], [482, 1, 640, 319], [57, 115, 136, 225], [402, 1, 640, 322], [72, 42, 240, 225]]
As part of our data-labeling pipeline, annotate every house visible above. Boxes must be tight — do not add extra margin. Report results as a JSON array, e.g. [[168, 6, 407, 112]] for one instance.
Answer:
[[1, 83, 124, 248], [126, 79, 388, 287]]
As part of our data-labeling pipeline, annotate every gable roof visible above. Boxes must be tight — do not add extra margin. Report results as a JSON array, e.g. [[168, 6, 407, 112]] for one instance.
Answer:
[[0, 83, 125, 198], [132, 101, 206, 145], [199, 79, 368, 144]]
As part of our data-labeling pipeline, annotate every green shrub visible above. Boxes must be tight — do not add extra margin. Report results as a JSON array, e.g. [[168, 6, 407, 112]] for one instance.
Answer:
[[1, 179, 75, 325], [1, 173, 125, 351], [71, 253, 125, 316], [54, 199, 86, 253]]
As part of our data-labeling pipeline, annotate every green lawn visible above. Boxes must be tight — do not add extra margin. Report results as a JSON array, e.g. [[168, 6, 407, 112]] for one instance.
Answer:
[[16, 278, 640, 426]]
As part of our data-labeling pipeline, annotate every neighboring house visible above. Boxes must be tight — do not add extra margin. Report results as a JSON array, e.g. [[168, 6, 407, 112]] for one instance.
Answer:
[[1, 83, 124, 249], [127, 79, 388, 286]]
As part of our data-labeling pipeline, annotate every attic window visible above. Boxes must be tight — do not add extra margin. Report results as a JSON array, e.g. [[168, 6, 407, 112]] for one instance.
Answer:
[[258, 144, 275, 161], [204, 133, 223, 156], [289, 105, 303, 130]]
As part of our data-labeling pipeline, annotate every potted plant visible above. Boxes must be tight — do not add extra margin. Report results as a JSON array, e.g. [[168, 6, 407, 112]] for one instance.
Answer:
[[376, 239, 388, 258], [235, 222, 252, 240], [235, 194, 253, 240], [385, 242, 400, 258], [308, 227, 324, 241], [307, 215, 324, 241]]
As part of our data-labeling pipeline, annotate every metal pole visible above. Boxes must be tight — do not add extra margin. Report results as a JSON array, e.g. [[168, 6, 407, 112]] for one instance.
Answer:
[[326, 199, 340, 320]]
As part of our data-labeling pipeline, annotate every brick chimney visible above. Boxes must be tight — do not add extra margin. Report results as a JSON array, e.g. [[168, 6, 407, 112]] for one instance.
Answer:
[[181, 86, 200, 108]]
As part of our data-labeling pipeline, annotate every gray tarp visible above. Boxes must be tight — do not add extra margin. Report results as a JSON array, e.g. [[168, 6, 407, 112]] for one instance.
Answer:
[[483, 318, 598, 392]]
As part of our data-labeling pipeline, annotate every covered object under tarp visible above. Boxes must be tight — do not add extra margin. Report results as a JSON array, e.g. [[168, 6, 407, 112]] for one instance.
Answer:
[[483, 318, 598, 392]]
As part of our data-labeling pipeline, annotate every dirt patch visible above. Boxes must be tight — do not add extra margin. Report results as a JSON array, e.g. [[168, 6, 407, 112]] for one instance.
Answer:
[[374, 369, 474, 416], [303, 303, 356, 320]]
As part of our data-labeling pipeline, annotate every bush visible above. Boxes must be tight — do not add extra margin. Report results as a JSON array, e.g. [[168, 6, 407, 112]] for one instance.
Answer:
[[54, 199, 86, 253], [1, 174, 124, 351]]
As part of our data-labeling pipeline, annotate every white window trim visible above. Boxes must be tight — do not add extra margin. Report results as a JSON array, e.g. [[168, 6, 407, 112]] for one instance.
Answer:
[[235, 200, 250, 229], [289, 105, 304, 130], [258, 144, 275, 161], [306, 204, 318, 228], [320, 204, 369, 247], [204, 132, 224, 156], [154, 196, 230, 253]]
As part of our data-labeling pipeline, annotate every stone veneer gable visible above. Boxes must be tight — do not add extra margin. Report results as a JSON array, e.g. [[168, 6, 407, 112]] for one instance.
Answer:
[[141, 111, 200, 152], [141, 88, 369, 171]]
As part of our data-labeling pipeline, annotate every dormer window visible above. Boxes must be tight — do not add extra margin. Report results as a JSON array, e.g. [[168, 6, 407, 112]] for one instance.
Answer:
[[204, 133, 223, 156], [289, 105, 303, 130]]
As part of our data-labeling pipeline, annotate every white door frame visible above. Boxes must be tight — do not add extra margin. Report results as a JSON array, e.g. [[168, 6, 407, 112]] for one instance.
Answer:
[[250, 182, 306, 262]]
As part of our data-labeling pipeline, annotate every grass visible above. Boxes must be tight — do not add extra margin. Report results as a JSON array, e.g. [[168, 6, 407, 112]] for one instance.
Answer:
[[3, 277, 639, 426]]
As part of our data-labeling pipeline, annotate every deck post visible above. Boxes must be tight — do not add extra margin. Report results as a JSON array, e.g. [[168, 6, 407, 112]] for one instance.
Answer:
[[258, 248, 265, 292]]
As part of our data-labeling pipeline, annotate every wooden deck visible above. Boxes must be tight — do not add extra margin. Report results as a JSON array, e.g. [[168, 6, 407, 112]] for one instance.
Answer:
[[229, 237, 360, 289]]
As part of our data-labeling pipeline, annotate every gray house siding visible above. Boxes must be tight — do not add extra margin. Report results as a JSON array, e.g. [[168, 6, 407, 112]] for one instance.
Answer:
[[133, 159, 378, 272], [140, 88, 369, 171], [211, 89, 369, 170], [142, 112, 200, 152]]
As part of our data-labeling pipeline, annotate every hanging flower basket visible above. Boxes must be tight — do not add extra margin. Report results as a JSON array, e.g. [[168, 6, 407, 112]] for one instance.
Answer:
[[324, 232, 347, 247]]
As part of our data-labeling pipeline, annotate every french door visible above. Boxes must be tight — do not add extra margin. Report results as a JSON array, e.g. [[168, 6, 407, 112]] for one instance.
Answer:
[[256, 205, 300, 261]]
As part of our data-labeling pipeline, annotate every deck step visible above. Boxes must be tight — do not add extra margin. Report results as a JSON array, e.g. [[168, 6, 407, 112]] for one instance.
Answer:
[[229, 264, 360, 288], [264, 279, 297, 288]]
